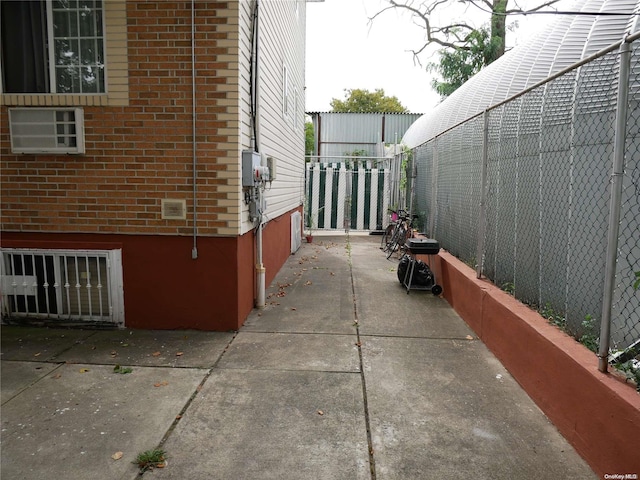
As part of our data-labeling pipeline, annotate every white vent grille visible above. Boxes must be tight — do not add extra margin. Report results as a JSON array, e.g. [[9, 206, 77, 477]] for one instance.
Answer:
[[9, 108, 85, 154], [161, 199, 187, 220], [291, 211, 302, 253]]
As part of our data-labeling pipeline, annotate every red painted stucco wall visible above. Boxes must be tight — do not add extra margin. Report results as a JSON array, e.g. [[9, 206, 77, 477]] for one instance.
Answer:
[[423, 250, 640, 478], [1, 206, 301, 331]]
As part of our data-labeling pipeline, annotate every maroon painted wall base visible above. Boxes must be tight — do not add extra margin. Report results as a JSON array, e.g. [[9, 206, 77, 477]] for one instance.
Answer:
[[423, 250, 640, 478], [1, 207, 302, 331]]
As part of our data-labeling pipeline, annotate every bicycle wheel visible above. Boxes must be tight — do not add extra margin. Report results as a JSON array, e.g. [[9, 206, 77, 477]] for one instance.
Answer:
[[386, 225, 406, 259], [380, 223, 394, 250], [382, 223, 399, 253]]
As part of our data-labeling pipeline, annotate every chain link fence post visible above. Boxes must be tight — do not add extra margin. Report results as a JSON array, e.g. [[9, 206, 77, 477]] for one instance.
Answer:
[[598, 38, 632, 373], [476, 110, 490, 278], [428, 138, 438, 238]]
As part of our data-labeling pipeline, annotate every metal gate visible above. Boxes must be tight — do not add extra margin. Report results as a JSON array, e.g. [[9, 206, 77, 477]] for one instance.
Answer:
[[305, 157, 398, 232]]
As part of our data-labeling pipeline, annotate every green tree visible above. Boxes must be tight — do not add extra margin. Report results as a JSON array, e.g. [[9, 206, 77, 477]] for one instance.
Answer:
[[305, 121, 315, 157], [330, 88, 408, 113], [427, 27, 498, 98], [373, 0, 559, 97]]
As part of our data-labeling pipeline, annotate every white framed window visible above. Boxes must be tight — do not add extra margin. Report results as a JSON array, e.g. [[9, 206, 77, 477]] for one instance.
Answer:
[[8, 108, 85, 154], [282, 63, 289, 118], [294, 85, 299, 129], [0, 0, 105, 94]]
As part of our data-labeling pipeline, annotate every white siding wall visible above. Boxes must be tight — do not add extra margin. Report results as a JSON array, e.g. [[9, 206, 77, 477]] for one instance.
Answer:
[[239, 0, 306, 235]]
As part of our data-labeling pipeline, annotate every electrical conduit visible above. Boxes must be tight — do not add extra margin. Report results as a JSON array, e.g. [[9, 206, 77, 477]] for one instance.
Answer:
[[191, 0, 198, 259]]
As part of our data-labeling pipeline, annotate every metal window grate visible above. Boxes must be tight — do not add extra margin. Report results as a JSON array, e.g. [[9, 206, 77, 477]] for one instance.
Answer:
[[1, 249, 123, 325]]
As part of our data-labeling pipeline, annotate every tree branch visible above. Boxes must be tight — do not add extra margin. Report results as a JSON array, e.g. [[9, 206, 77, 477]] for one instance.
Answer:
[[505, 0, 560, 14], [371, 0, 560, 68]]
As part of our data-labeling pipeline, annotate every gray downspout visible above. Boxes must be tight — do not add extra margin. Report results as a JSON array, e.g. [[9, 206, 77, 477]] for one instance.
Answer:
[[251, 0, 266, 308], [598, 36, 631, 372]]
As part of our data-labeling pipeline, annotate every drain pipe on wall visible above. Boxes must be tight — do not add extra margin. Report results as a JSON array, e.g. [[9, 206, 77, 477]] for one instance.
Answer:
[[191, 0, 198, 260], [256, 200, 266, 308], [250, 0, 266, 308]]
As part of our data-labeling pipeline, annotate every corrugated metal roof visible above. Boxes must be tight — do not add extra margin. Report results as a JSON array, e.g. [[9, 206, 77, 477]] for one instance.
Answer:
[[402, 0, 640, 148], [306, 111, 424, 115], [309, 112, 422, 156]]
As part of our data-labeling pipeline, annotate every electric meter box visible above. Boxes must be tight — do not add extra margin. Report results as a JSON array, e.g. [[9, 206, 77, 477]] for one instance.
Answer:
[[242, 150, 261, 186]]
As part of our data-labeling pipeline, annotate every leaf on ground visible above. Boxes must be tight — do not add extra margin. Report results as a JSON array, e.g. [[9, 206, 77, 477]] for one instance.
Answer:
[[466, 335, 474, 340], [317, 410, 324, 416], [110, 351, 117, 357], [79, 368, 90, 373], [34, 352, 41, 357], [176, 352, 183, 357], [111, 451, 123, 460], [154, 381, 169, 387], [291, 307, 297, 311], [152, 351, 161, 357]]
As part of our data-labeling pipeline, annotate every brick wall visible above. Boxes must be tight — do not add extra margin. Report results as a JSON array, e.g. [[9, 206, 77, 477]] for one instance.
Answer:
[[1, 0, 242, 237]]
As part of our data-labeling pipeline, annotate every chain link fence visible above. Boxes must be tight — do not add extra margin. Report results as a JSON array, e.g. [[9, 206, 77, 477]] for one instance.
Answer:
[[409, 36, 640, 364]]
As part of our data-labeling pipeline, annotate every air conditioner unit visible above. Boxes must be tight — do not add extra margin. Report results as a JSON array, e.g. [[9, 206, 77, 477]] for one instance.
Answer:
[[8, 108, 85, 154]]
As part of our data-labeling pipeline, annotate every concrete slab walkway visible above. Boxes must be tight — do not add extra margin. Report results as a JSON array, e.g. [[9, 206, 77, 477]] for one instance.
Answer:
[[0, 234, 597, 479]]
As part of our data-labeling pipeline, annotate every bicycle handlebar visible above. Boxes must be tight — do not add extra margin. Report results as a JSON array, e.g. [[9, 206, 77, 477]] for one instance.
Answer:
[[390, 209, 420, 222]]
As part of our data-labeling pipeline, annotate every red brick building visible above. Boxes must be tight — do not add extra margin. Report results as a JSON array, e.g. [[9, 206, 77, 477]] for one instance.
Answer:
[[0, 0, 306, 330]]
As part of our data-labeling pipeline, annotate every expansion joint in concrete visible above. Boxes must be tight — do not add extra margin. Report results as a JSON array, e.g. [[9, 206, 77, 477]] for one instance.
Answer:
[[151, 331, 239, 469], [346, 233, 377, 480]]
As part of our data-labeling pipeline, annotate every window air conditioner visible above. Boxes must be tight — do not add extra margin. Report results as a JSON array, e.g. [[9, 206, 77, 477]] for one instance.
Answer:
[[8, 108, 85, 154]]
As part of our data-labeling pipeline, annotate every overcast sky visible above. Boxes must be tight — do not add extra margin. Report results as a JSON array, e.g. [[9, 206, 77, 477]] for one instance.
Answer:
[[304, 0, 570, 114]]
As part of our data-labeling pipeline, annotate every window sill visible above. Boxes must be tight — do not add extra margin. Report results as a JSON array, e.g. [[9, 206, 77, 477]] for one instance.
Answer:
[[1, 93, 127, 107]]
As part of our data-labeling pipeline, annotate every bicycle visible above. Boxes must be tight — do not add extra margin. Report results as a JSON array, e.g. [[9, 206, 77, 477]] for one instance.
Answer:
[[382, 210, 418, 259], [380, 209, 400, 250]]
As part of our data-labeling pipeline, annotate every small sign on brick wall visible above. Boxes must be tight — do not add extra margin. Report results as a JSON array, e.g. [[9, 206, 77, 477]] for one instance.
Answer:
[[161, 199, 187, 220]]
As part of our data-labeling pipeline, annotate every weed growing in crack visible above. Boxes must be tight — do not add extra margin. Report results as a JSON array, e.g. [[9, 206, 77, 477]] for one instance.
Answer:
[[134, 449, 167, 473]]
